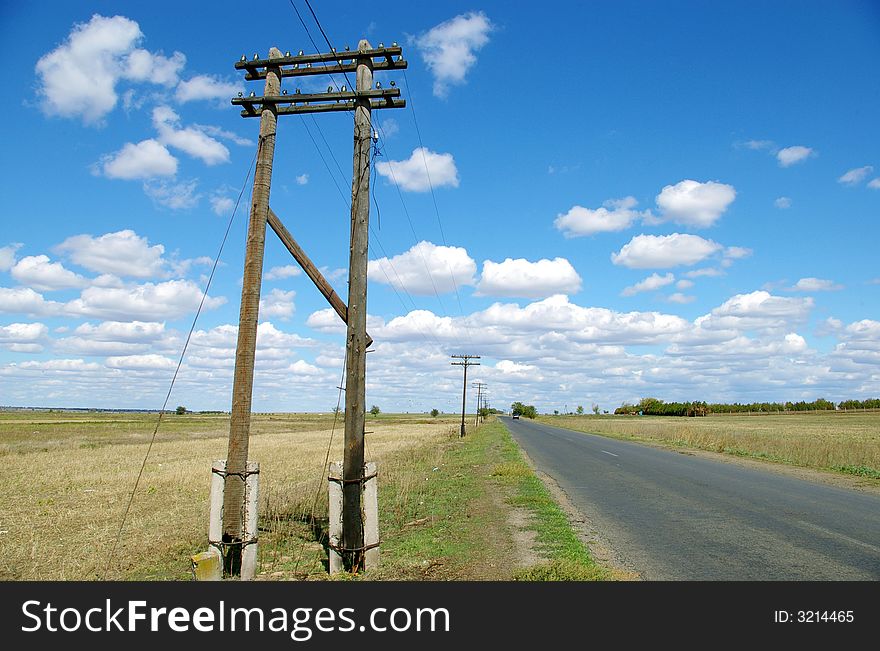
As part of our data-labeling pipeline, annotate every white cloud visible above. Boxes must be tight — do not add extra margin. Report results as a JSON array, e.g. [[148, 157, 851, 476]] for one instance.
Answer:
[[152, 106, 230, 165], [676, 279, 694, 290], [369, 241, 476, 294], [56, 230, 166, 278], [66, 280, 225, 320], [296, 174, 309, 186], [838, 166, 873, 186], [34, 14, 185, 125], [175, 74, 241, 103], [210, 196, 235, 215], [124, 48, 185, 85], [375, 148, 459, 192], [774, 196, 792, 209], [0, 322, 48, 353], [654, 179, 736, 228], [105, 354, 176, 371], [99, 139, 178, 180], [777, 145, 814, 167], [789, 277, 844, 292], [554, 197, 646, 238], [74, 320, 165, 342], [742, 139, 774, 150], [724, 246, 752, 260], [418, 11, 493, 97], [0, 244, 22, 272], [10, 255, 88, 291], [143, 178, 201, 210], [621, 272, 675, 297], [0, 287, 62, 316], [667, 292, 696, 304], [699, 291, 813, 332], [476, 257, 582, 298], [684, 267, 724, 279], [868, 178, 880, 190], [265, 265, 302, 281], [612, 234, 723, 269], [259, 288, 295, 319]]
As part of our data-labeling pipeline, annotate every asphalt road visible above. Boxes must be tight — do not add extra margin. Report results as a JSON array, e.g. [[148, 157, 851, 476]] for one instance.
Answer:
[[501, 416, 880, 580]]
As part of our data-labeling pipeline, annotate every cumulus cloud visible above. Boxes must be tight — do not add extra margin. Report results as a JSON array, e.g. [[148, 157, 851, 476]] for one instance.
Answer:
[[74, 320, 165, 342], [0, 244, 22, 272], [476, 257, 582, 298], [56, 230, 166, 278], [554, 197, 646, 238], [621, 272, 675, 297], [265, 265, 302, 281], [10, 255, 88, 291], [777, 145, 814, 167], [98, 139, 178, 179], [143, 178, 201, 210], [654, 180, 736, 228], [612, 234, 723, 269], [0, 287, 63, 316], [838, 166, 873, 186], [418, 11, 493, 97], [375, 148, 459, 192], [175, 74, 241, 103], [774, 196, 792, 209], [105, 353, 176, 371], [788, 277, 844, 292], [698, 291, 813, 332], [65, 280, 225, 320], [667, 292, 696, 304], [0, 322, 48, 353], [34, 14, 185, 125], [369, 241, 476, 295], [869, 178, 880, 190], [676, 279, 694, 290], [259, 288, 295, 320], [296, 174, 309, 186], [152, 106, 230, 165]]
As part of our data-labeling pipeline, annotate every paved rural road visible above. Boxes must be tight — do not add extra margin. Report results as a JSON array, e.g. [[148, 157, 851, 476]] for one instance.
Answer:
[[501, 417, 880, 580]]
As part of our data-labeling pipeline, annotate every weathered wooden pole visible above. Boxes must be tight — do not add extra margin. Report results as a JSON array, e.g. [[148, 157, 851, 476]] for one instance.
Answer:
[[221, 46, 282, 575], [341, 39, 374, 572]]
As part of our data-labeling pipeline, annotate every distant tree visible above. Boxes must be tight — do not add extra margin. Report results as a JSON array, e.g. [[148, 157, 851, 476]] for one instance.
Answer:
[[175, 405, 187, 415], [511, 402, 538, 419], [576, 405, 584, 415], [592, 403, 600, 415], [369, 405, 381, 416], [431, 408, 440, 418], [553, 409, 559, 415]]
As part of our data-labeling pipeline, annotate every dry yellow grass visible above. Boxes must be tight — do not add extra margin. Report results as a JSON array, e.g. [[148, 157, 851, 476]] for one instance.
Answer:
[[0, 411, 458, 580], [539, 411, 880, 476]]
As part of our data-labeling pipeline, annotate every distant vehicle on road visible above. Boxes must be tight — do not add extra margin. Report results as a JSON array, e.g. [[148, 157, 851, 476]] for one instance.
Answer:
[[512, 414, 520, 419]]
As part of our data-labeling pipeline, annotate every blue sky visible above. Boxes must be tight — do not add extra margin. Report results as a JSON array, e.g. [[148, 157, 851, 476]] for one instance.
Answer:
[[0, 1, 878, 413]]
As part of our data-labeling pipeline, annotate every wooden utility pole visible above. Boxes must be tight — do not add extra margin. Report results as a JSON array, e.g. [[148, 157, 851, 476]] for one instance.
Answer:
[[451, 355, 480, 437], [341, 40, 375, 572], [227, 41, 406, 575], [472, 381, 486, 426], [221, 47, 282, 575]]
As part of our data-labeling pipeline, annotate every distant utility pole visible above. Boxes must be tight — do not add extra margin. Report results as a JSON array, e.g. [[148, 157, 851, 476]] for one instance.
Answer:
[[451, 355, 480, 437], [223, 41, 406, 575], [472, 381, 486, 426]]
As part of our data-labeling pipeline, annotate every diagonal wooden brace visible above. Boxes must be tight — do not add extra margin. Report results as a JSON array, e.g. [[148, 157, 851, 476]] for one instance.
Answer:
[[267, 208, 373, 348]]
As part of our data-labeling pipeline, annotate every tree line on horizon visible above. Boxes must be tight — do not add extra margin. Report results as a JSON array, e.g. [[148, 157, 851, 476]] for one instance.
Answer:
[[613, 397, 880, 416]]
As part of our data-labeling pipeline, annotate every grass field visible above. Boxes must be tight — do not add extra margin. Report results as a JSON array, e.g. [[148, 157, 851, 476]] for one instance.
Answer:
[[0, 410, 605, 581], [0, 410, 461, 580], [536, 411, 880, 479]]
